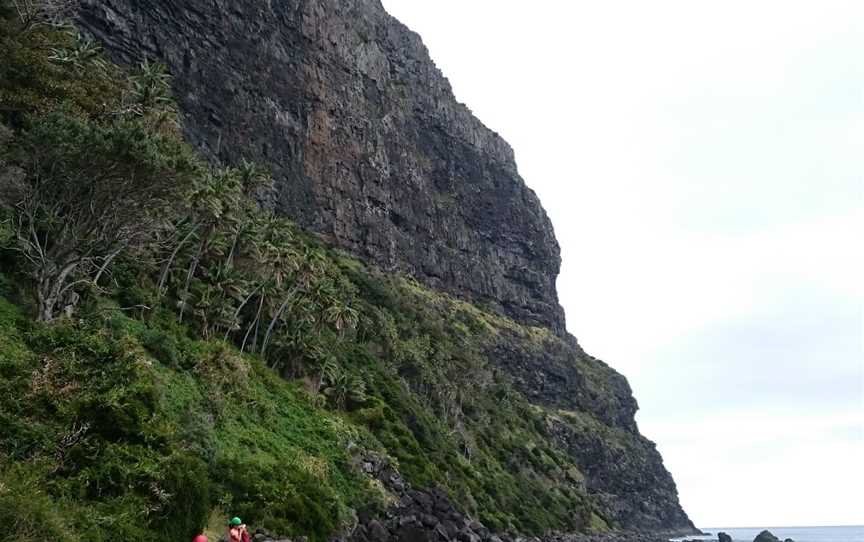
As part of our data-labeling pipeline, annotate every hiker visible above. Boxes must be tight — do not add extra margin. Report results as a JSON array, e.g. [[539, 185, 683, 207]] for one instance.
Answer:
[[192, 536, 208, 542], [228, 517, 251, 542]]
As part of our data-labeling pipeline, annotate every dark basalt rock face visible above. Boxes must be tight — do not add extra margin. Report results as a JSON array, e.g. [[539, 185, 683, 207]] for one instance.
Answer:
[[77, 0, 565, 333], [482, 327, 694, 534], [485, 329, 640, 431], [544, 412, 693, 533], [333, 452, 677, 542], [75, 0, 695, 535]]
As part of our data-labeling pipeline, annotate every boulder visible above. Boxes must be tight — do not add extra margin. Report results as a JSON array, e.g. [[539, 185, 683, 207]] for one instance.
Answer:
[[718, 533, 732, 542], [456, 529, 481, 542], [394, 525, 433, 542], [366, 520, 389, 542], [753, 531, 780, 542]]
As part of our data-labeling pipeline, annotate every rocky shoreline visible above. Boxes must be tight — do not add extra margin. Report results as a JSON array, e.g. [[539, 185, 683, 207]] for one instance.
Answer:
[[227, 453, 689, 542], [677, 530, 795, 542], [246, 528, 674, 542], [234, 504, 796, 542], [244, 529, 796, 542]]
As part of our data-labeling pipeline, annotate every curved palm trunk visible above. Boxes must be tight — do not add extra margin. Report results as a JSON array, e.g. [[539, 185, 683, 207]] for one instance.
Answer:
[[178, 227, 211, 323], [241, 293, 265, 353], [224, 284, 262, 341], [261, 293, 293, 356], [157, 224, 200, 294]]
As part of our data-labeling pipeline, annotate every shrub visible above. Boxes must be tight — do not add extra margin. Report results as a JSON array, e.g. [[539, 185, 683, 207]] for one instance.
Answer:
[[0, 461, 76, 542], [151, 452, 211, 541]]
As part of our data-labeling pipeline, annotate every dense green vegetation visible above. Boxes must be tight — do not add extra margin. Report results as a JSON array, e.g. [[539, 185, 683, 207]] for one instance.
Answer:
[[0, 5, 613, 540], [0, 296, 382, 541]]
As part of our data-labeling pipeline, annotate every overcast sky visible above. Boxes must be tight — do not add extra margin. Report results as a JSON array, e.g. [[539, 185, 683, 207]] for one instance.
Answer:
[[381, 0, 863, 529]]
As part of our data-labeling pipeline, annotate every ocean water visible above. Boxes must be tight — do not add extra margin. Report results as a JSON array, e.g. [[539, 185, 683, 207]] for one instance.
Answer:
[[673, 526, 864, 542]]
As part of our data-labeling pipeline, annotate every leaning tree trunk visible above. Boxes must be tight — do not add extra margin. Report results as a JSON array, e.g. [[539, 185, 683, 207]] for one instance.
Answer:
[[36, 280, 56, 323], [35, 260, 79, 322]]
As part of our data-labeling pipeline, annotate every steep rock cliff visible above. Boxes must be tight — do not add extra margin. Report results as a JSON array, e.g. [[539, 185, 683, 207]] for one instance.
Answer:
[[482, 328, 695, 534], [74, 0, 695, 535], [78, 0, 565, 333]]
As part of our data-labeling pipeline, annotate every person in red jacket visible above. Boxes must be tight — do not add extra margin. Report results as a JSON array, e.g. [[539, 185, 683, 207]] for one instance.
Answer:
[[228, 517, 250, 542], [192, 536, 208, 542]]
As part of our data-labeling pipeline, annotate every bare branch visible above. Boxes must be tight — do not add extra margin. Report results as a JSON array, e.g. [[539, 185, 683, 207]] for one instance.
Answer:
[[13, 0, 80, 33]]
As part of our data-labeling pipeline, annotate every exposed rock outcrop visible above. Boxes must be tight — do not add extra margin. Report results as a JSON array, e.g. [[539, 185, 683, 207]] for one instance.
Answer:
[[479, 328, 693, 533], [543, 411, 692, 532], [248, 452, 679, 542], [250, 527, 672, 542], [486, 329, 639, 431]]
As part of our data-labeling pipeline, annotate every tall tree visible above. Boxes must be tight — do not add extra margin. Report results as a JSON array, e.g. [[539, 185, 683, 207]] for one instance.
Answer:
[[1, 112, 196, 321]]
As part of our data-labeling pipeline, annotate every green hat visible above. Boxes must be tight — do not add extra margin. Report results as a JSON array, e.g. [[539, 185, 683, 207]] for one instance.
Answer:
[[229, 517, 242, 526]]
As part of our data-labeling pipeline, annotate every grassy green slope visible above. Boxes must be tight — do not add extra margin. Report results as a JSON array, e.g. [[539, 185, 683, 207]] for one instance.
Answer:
[[0, 257, 613, 540], [0, 294, 384, 541]]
